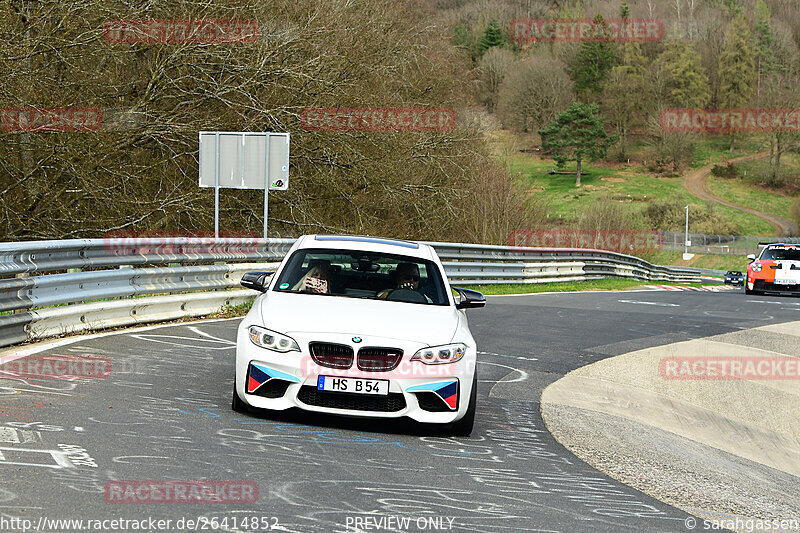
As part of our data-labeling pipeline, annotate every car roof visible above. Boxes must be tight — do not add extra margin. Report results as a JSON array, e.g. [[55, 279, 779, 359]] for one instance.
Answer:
[[294, 234, 435, 260]]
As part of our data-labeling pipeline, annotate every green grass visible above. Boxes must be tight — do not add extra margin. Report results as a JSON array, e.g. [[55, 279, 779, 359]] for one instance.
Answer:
[[688, 136, 766, 168], [460, 278, 704, 295], [708, 177, 793, 228], [493, 130, 785, 235], [209, 298, 255, 318], [507, 154, 685, 221], [707, 154, 799, 235], [506, 153, 773, 233]]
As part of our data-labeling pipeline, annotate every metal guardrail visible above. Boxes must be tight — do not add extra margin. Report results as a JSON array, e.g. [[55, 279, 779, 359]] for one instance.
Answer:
[[0, 237, 701, 349], [426, 241, 699, 284]]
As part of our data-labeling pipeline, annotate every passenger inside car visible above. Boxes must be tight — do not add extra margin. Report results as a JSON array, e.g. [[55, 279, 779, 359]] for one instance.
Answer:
[[292, 259, 333, 293]]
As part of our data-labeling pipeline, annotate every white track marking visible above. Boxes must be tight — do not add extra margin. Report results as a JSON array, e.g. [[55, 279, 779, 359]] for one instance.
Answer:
[[477, 361, 529, 383], [617, 299, 680, 307]]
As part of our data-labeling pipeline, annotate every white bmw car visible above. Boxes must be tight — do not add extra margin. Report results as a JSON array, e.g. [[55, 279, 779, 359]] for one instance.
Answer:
[[232, 234, 485, 435]]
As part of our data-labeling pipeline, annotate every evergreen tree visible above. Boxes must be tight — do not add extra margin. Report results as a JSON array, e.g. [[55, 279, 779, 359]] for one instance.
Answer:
[[571, 15, 617, 99], [539, 102, 616, 187], [719, 14, 756, 150], [604, 45, 646, 160], [753, 0, 783, 102], [478, 20, 505, 57], [656, 42, 711, 109]]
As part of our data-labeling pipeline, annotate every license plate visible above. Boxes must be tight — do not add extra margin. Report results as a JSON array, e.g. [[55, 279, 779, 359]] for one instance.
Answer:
[[317, 376, 389, 396], [775, 278, 798, 285]]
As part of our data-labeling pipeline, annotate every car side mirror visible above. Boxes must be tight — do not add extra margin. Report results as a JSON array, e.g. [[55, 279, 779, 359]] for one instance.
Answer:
[[746, 254, 756, 262], [453, 287, 486, 309], [241, 271, 270, 292]]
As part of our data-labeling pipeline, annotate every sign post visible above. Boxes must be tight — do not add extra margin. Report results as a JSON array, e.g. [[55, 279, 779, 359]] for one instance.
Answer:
[[199, 131, 290, 239]]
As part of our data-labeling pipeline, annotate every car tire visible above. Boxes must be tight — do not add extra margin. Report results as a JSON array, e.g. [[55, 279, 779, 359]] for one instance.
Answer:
[[232, 380, 249, 413], [448, 374, 477, 437]]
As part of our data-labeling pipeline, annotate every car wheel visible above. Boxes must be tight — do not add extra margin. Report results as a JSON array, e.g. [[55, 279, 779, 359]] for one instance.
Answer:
[[232, 380, 249, 413], [448, 374, 477, 437]]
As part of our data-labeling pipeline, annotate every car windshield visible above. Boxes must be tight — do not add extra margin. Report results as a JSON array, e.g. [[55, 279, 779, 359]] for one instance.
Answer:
[[727, 271, 742, 276], [760, 246, 800, 261], [272, 248, 449, 305]]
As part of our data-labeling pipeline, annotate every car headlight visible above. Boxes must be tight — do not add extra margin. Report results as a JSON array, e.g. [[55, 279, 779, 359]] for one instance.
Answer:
[[751, 262, 762, 273], [411, 343, 467, 365], [248, 325, 300, 353]]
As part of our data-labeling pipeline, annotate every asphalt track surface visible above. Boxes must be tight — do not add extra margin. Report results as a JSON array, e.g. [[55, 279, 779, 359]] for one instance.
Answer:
[[0, 287, 798, 533]]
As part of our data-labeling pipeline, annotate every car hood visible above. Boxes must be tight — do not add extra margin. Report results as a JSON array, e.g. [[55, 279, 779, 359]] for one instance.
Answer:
[[258, 292, 460, 345]]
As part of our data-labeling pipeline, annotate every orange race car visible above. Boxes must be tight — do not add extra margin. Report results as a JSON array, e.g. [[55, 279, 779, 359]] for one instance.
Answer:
[[746, 243, 800, 296]]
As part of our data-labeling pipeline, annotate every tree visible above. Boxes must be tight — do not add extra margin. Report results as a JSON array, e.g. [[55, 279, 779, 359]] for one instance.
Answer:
[[718, 14, 756, 150], [478, 20, 505, 57], [497, 55, 574, 133], [453, 25, 480, 62], [0, 0, 530, 243], [760, 72, 800, 183], [656, 42, 711, 108], [753, 0, 784, 101], [570, 14, 617, 99], [478, 47, 514, 113], [538, 102, 616, 187], [603, 64, 645, 160], [604, 6, 647, 161]]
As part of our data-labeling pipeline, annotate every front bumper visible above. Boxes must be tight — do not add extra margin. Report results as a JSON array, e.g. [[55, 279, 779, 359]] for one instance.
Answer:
[[234, 325, 476, 424], [748, 276, 800, 295]]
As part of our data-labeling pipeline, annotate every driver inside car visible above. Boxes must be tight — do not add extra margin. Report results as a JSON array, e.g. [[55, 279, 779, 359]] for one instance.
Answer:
[[377, 262, 431, 302]]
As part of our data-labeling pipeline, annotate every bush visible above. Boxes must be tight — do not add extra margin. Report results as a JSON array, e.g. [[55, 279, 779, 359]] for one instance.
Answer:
[[459, 160, 549, 245], [761, 171, 787, 189], [710, 163, 739, 178], [647, 158, 670, 174], [576, 197, 645, 230], [642, 200, 740, 235]]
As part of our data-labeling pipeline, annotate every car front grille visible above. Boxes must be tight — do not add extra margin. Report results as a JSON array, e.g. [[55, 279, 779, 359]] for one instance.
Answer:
[[309, 342, 354, 369], [297, 386, 406, 412], [754, 280, 800, 293], [357, 347, 403, 372]]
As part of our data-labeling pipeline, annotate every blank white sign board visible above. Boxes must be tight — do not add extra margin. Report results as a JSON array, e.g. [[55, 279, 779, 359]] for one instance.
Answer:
[[198, 131, 290, 238], [199, 132, 289, 190]]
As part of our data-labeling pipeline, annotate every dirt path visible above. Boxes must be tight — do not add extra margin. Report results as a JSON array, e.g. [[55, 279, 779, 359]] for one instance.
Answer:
[[682, 151, 798, 237]]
